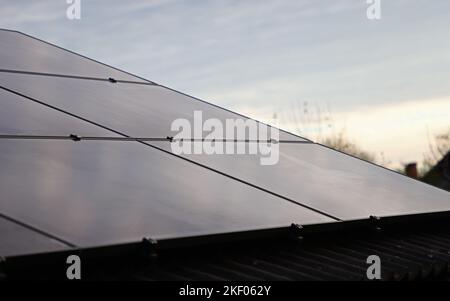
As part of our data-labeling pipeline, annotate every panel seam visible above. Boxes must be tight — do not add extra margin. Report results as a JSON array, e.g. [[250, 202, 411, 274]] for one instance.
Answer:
[[0, 68, 155, 85], [0, 212, 77, 248]]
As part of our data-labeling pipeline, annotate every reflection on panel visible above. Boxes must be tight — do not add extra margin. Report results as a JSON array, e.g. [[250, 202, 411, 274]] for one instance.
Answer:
[[0, 72, 304, 141], [0, 140, 331, 247], [0, 89, 116, 136], [0, 215, 70, 257], [0, 30, 146, 82], [153, 141, 450, 220]]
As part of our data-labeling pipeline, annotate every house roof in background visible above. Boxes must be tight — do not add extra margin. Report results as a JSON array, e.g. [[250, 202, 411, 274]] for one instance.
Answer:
[[423, 152, 450, 191]]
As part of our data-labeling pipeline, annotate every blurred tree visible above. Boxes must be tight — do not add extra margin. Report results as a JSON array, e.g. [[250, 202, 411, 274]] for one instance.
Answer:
[[284, 101, 378, 164], [421, 128, 450, 176], [320, 131, 376, 163]]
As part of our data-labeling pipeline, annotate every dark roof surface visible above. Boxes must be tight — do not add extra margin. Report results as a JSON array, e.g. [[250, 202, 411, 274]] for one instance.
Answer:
[[3, 218, 450, 281]]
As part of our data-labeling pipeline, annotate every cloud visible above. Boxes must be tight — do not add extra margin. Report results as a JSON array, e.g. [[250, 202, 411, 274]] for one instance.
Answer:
[[0, 1, 63, 25]]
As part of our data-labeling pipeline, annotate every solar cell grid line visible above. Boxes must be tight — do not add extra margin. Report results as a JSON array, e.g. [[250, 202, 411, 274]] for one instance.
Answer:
[[0, 29, 150, 84], [0, 83, 337, 220]]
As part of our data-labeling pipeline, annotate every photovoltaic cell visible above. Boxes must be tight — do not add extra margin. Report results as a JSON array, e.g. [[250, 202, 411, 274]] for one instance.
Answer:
[[0, 215, 70, 257], [0, 139, 332, 248], [0, 72, 305, 141], [151, 142, 450, 220], [0, 29, 147, 83]]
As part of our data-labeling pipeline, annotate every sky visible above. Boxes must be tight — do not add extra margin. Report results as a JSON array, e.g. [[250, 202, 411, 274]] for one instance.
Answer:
[[0, 0, 449, 168]]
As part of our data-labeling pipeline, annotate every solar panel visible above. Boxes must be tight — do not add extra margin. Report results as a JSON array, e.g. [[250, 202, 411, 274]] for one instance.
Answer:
[[0, 89, 116, 136], [0, 72, 305, 141], [151, 142, 450, 220], [0, 139, 332, 248], [1, 29, 450, 259], [0, 215, 70, 257], [0, 29, 147, 83]]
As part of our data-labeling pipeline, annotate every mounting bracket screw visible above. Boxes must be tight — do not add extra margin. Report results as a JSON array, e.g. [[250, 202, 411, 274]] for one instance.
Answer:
[[69, 134, 81, 141]]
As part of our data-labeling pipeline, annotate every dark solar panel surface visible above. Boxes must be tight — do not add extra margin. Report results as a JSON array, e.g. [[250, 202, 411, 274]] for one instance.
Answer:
[[151, 142, 450, 220], [1, 29, 449, 259], [0, 215, 70, 257], [0, 88, 115, 136], [0, 139, 332, 248]]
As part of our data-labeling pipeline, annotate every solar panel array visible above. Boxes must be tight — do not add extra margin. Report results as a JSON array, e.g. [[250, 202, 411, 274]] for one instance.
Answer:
[[1, 29, 449, 258]]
